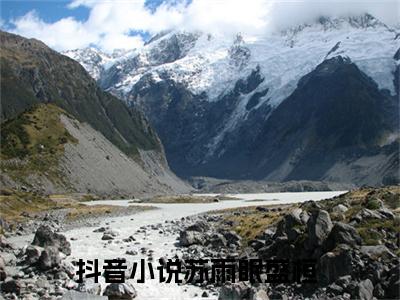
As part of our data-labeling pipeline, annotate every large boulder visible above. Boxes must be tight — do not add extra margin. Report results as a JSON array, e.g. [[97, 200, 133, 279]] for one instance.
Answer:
[[38, 246, 61, 270], [179, 231, 204, 246], [186, 220, 210, 232], [385, 265, 400, 299], [318, 244, 353, 285], [275, 208, 304, 240], [306, 210, 333, 248], [207, 233, 228, 248], [32, 225, 71, 256], [356, 279, 374, 300], [103, 282, 137, 300], [323, 222, 362, 251], [1, 277, 22, 295], [221, 230, 242, 246]]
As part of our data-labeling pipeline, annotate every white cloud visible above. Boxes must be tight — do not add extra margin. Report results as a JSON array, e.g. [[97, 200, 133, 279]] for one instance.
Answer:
[[6, 0, 399, 52]]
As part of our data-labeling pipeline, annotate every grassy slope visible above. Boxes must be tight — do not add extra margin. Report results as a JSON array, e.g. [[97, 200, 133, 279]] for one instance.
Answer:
[[0, 104, 77, 185], [0, 31, 161, 159]]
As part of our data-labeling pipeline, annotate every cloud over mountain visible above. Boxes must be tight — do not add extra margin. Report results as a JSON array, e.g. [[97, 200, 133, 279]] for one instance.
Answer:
[[5, 0, 399, 52]]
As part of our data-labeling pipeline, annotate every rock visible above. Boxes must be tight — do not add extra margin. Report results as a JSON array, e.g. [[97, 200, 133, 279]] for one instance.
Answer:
[[25, 245, 43, 265], [0, 252, 16, 266], [125, 249, 138, 256], [249, 240, 265, 251], [103, 282, 137, 299], [356, 279, 374, 300], [385, 265, 400, 299], [323, 222, 362, 251], [377, 208, 394, 219], [32, 225, 71, 256], [332, 204, 348, 213], [275, 209, 304, 241], [0, 256, 6, 281], [208, 233, 227, 248], [307, 210, 333, 247], [179, 231, 204, 246], [1, 277, 22, 294], [250, 289, 269, 300], [93, 227, 107, 233], [202, 290, 209, 297], [353, 209, 383, 222], [186, 220, 210, 232], [327, 283, 343, 295], [221, 230, 242, 246], [38, 246, 61, 270], [360, 245, 396, 259], [318, 244, 353, 285], [256, 207, 268, 212], [62, 290, 107, 299], [219, 282, 251, 300], [77, 278, 102, 295], [101, 234, 115, 240]]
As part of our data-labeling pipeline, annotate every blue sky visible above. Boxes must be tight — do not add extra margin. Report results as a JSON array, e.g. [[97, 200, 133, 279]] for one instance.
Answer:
[[1, 0, 398, 52]]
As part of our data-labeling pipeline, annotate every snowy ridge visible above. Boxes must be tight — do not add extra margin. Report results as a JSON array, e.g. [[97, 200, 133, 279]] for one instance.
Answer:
[[66, 14, 398, 102]]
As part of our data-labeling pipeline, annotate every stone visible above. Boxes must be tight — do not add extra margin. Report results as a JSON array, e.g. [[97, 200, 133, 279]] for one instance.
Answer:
[[186, 220, 210, 232], [38, 246, 61, 270], [360, 245, 396, 259], [332, 204, 348, 213], [221, 230, 242, 246], [318, 245, 353, 285], [93, 227, 107, 233], [385, 265, 400, 299], [208, 233, 227, 248], [25, 245, 43, 265], [323, 222, 362, 251], [77, 278, 102, 295], [32, 225, 71, 256], [179, 231, 204, 246], [0, 256, 6, 281], [202, 291, 209, 297], [356, 279, 374, 300], [101, 234, 115, 240], [307, 210, 333, 247], [1, 277, 22, 295], [103, 282, 137, 299], [219, 282, 251, 300]]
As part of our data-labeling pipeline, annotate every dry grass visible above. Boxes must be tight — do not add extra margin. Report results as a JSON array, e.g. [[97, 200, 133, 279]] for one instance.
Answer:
[[210, 204, 294, 244], [65, 204, 155, 221]]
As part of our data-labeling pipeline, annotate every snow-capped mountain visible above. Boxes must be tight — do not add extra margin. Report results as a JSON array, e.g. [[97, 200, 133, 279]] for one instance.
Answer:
[[63, 14, 400, 186]]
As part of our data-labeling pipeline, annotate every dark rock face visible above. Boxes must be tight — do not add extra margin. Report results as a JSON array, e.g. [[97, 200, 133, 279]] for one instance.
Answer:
[[32, 225, 71, 256], [306, 210, 333, 248], [323, 222, 362, 251], [120, 54, 398, 186], [318, 244, 354, 285]]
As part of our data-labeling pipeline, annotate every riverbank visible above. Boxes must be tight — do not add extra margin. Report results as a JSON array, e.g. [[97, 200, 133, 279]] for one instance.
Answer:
[[3, 190, 345, 299]]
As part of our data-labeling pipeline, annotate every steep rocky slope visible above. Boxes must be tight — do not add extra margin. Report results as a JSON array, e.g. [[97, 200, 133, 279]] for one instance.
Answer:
[[65, 15, 400, 186], [0, 31, 190, 197]]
